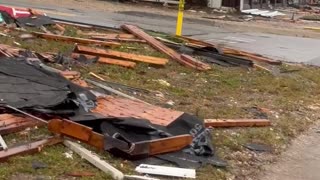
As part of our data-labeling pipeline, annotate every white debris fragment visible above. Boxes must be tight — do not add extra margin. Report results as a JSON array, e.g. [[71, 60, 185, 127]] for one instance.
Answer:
[[64, 151, 73, 159]]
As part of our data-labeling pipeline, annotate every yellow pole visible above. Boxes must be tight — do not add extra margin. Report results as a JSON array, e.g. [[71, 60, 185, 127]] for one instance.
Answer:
[[176, 0, 185, 36]]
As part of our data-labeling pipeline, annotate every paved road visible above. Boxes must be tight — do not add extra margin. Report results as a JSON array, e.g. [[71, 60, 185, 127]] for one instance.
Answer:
[[2, 0, 320, 65], [260, 122, 320, 180]]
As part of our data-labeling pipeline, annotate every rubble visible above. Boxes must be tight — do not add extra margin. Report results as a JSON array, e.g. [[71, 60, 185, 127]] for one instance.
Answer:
[[0, 4, 282, 179]]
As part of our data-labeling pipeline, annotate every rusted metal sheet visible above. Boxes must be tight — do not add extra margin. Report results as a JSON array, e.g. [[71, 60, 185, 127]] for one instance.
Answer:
[[32, 32, 120, 47], [0, 114, 43, 135], [92, 96, 184, 126], [121, 24, 211, 71], [204, 118, 271, 128], [74, 45, 168, 65], [0, 137, 62, 162]]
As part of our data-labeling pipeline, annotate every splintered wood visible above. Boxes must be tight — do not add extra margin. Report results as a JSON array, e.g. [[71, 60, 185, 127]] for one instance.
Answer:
[[74, 45, 168, 65], [121, 24, 211, 71], [92, 96, 184, 126]]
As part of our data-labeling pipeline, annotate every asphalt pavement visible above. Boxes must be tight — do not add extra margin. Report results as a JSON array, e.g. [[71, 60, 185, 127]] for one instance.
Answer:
[[2, 0, 320, 65]]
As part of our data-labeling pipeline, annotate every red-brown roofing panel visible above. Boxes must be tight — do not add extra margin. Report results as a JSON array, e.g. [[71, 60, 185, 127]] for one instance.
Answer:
[[0, 114, 42, 135], [92, 96, 184, 126]]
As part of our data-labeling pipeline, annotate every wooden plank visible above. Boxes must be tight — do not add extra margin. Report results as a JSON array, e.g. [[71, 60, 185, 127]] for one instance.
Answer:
[[121, 24, 211, 71], [0, 121, 41, 135], [148, 135, 192, 155], [204, 119, 271, 128], [71, 53, 136, 68], [75, 45, 168, 65], [0, 137, 62, 162], [0, 114, 43, 135], [80, 32, 136, 38], [91, 36, 146, 43], [64, 140, 124, 180], [32, 32, 120, 47], [48, 119, 105, 150]]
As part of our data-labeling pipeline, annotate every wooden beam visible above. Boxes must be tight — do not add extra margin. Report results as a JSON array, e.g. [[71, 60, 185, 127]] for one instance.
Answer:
[[121, 24, 211, 71], [71, 53, 136, 68], [74, 45, 168, 65], [91, 36, 146, 43], [63, 140, 124, 180], [32, 32, 120, 47], [204, 119, 271, 128], [0, 137, 62, 162]]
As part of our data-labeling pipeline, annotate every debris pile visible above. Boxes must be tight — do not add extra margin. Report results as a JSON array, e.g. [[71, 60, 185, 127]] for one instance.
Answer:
[[0, 4, 274, 179]]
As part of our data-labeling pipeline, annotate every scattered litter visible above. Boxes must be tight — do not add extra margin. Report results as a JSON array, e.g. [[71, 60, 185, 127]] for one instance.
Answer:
[[241, 9, 285, 17], [63, 151, 73, 159], [166, 100, 175, 106]]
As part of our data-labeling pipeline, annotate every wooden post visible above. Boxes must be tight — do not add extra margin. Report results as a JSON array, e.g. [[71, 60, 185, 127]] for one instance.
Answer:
[[176, 0, 185, 36]]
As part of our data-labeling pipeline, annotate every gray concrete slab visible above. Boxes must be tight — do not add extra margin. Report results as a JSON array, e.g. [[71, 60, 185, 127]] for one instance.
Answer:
[[192, 32, 320, 64], [260, 122, 320, 180]]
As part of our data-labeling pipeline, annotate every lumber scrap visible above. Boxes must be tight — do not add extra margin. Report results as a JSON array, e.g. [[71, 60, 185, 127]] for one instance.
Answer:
[[0, 137, 62, 162], [91, 36, 146, 43], [71, 53, 136, 68], [204, 119, 271, 128], [121, 24, 211, 71], [180, 36, 281, 65], [0, 114, 43, 135], [48, 119, 105, 150], [63, 140, 124, 180], [32, 32, 120, 47], [79, 32, 134, 37], [74, 45, 168, 65], [181, 54, 212, 70]]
